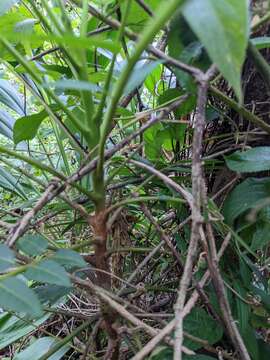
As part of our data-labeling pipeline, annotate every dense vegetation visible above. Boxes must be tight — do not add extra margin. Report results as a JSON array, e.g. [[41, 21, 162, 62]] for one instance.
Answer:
[[0, 0, 270, 359]]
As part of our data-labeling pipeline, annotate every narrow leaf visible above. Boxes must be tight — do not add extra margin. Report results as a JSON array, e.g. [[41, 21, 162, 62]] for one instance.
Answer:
[[0, 79, 24, 115], [14, 336, 70, 360], [43, 79, 100, 92]]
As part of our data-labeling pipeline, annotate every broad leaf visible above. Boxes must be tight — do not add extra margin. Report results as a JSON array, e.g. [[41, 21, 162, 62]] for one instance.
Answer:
[[14, 336, 70, 360], [17, 234, 48, 256], [157, 89, 196, 117], [120, 0, 159, 32], [13, 111, 47, 144], [223, 178, 270, 225], [184, 307, 223, 350], [226, 147, 270, 173], [0, 277, 42, 317], [257, 340, 270, 360], [25, 260, 72, 287], [182, 0, 249, 100], [35, 284, 71, 304], [14, 18, 37, 34], [0, 244, 15, 271], [52, 249, 87, 269], [168, 13, 210, 91]]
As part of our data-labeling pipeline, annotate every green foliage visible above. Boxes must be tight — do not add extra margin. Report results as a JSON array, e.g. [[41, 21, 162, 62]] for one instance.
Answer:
[[0, 0, 269, 358], [0, 278, 43, 318], [182, 0, 249, 100], [0, 244, 15, 271], [17, 234, 48, 256], [25, 260, 72, 287], [223, 177, 270, 225], [184, 307, 223, 350], [226, 147, 270, 173], [13, 336, 70, 360]]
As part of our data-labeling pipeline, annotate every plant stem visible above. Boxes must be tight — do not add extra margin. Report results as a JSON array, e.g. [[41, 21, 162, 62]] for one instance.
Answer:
[[209, 86, 270, 134], [247, 40, 270, 92]]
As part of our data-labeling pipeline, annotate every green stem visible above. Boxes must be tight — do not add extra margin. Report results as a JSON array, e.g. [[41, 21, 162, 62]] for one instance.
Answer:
[[247, 40, 270, 92], [0, 38, 90, 136], [209, 86, 270, 134], [95, 0, 184, 181]]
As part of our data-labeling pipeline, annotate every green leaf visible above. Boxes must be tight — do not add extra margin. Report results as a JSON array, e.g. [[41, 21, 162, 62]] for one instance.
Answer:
[[223, 177, 270, 225], [251, 36, 270, 50], [14, 18, 37, 35], [0, 79, 24, 115], [120, 0, 159, 32], [13, 110, 49, 144], [123, 60, 164, 95], [0, 0, 20, 16], [148, 346, 173, 359], [52, 249, 87, 269], [157, 89, 196, 117], [0, 244, 15, 271], [257, 340, 270, 360], [168, 14, 210, 91], [226, 147, 270, 173], [13, 105, 59, 144], [35, 284, 71, 304], [43, 79, 100, 92], [25, 260, 72, 287], [184, 307, 223, 350], [0, 165, 27, 199], [13, 336, 70, 360], [182, 0, 249, 100], [0, 109, 14, 139], [0, 312, 50, 350], [17, 234, 48, 256], [251, 222, 270, 251], [0, 277, 42, 317]]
